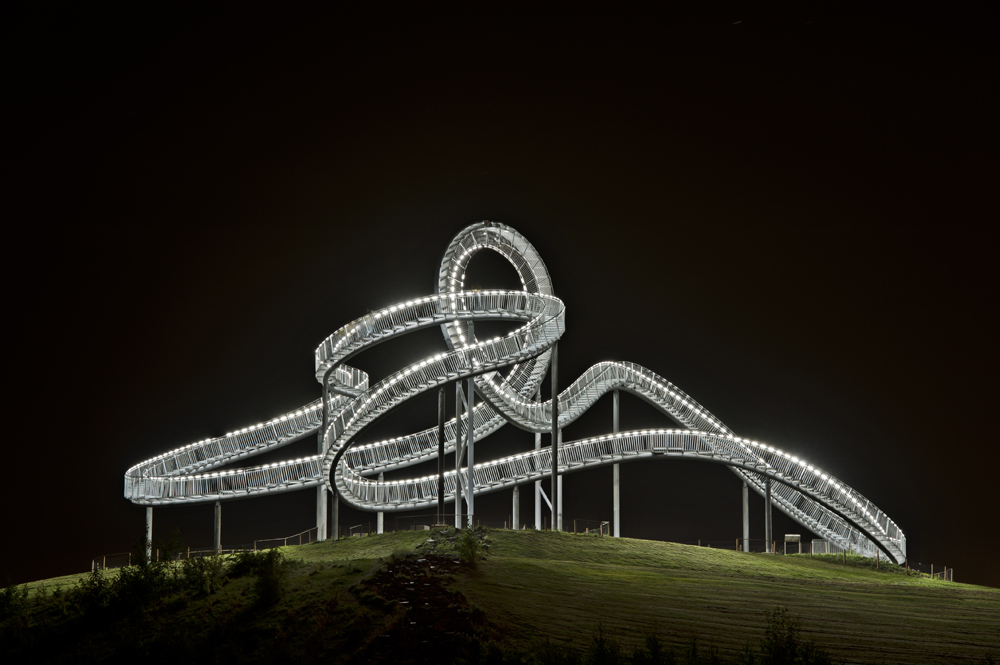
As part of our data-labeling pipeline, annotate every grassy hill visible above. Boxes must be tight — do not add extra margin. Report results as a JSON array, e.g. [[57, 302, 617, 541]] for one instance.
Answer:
[[5, 529, 998, 664]]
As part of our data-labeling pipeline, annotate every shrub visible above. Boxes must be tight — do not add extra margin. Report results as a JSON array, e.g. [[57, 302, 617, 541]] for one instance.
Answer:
[[180, 554, 227, 596], [228, 549, 289, 605], [457, 527, 483, 565]]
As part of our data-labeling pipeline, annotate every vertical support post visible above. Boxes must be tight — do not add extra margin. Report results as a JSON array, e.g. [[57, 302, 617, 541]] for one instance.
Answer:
[[145, 506, 153, 563], [213, 501, 221, 555], [437, 386, 446, 524], [317, 405, 328, 541], [557, 429, 563, 531], [316, 487, 327, 542], [512, 485, 519, 530], [612, 389, 620, 538], [377, 472, 384, 534], [742, 481, 749, 552], [455, 381, 464, 529], [764, 477, 773, 553], [550, 342, 559, 530], [534, 390, 542, 529], [466, 377, 475, 527], [332, 493, 339, 539]]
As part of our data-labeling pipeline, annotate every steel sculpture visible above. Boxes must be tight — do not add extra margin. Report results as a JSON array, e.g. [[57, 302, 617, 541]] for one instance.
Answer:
[[124, 222, 906, 563]]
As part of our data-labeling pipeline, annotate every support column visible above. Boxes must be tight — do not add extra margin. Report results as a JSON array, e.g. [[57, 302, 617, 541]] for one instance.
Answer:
[[455, 381, 464, 528], [534, 389, 542, 530], [145, 507, 153, 562], [742, 481, 750, 552], [377, 472, 384, 534], [550, 342, 559, 531], [613, 389, 620, 538], [466, 378, 474, 527], [557, 429, 563, 532], [316, 487, 327, 542], [764, 477, 773, 553], [437, 387, 446, 524], [213, 501, 221, 555], [332, 493, 339, 540], [512, 485, 519, 530]]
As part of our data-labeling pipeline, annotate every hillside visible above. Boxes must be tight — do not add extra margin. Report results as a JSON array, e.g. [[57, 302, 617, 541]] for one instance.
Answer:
[[4, 529, 998, 664]]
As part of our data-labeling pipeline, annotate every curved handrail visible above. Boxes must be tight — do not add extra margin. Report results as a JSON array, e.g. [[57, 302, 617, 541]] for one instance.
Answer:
[[124, 221, 906, 563]]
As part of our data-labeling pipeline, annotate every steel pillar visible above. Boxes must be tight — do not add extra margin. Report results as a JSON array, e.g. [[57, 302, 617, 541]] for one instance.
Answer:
[[317, 411, 328, 541], [742, 481, 750, 552], [332, 493, 339, 540], [213, 500, 221, 554], [550, 342, 559, 531], [145, 507, 153, 562], [377, 472, 384, 534], [316, 486, 327, 542], [764, 477, 773, 553], [455, 381, 464, 528], [512, 485, 519, 530], [613, 389, 620, 538], [557, 429, 563, 531], [466, 378, 474, 527], [534, 389, 542, 529], [437, 387, 445, 524]]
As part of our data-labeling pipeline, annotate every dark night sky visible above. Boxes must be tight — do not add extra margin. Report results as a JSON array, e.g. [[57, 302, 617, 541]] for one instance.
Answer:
[[4, 7, 998, 587]]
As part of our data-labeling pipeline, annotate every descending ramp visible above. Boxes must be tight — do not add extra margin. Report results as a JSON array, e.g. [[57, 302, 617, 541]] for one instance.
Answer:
[[124, 222, 906, 563]]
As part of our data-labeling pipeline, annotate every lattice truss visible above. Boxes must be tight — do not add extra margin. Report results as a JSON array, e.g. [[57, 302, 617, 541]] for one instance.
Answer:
[[124, 222, 906, 563]]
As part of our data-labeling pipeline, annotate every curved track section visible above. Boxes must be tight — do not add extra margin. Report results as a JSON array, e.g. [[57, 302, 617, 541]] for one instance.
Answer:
[[125, 222, 906, 563]]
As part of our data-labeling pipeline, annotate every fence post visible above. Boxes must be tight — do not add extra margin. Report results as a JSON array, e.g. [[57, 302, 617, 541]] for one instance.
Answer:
[[931, 564, 934, 579]]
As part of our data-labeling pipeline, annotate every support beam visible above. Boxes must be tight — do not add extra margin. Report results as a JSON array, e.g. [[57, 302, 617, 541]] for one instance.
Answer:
[[764, 477, 773, 553], [316, 486, 327, 542], [455, 381, 465, 528], [317, 413, 327, 541], [550, 342, 559, 530], [613, 389, 620, 538], [377, 472, 384, 534], [742, 481, 750, 552], [332, 493, 339, 540], [534, 389, 542, 530], [512, 485, 519, 530], [466, 377, 474, 527], [557, 429, 563, 532], [213, 501, 221, 555], [145, 507, 153, 562], [437, 386, 445, 524]]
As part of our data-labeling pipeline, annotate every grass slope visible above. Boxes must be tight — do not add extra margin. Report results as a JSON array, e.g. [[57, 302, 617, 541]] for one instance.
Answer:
[[14, 529, 1000, 664], [459, 530, 1000, 663]]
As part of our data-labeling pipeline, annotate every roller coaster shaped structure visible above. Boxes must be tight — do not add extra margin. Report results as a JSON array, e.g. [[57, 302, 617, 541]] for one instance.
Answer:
[[125, 222, 906, 563]]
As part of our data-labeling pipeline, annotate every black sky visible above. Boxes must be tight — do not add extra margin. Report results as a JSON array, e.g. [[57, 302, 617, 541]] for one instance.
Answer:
[[4, 7, 998, 587]]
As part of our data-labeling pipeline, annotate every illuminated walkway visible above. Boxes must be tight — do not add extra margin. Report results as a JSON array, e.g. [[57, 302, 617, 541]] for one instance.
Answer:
[[124, 223, 906, 563]]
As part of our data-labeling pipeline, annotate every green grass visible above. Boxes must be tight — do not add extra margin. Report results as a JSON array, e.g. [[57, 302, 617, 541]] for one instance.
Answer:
[[10, 529, 1000, 664], [458, 530, 1000, 663]]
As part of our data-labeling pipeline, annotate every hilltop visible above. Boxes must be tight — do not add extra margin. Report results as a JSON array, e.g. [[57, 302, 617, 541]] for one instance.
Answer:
[[3, 529, 998, 664]]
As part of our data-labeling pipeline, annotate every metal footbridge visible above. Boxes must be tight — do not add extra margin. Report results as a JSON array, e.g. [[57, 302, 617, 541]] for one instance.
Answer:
[[124, 222, 906, 563]]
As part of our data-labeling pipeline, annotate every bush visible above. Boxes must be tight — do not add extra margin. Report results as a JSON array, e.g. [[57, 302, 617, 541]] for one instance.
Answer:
[[180, 554, 227, 596], [458, 527, 483, 566], [228, 549, 289, 605]]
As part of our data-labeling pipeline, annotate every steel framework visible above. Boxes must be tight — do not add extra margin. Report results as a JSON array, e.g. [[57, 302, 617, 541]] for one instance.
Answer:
[[124, 222, 906, 563]]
